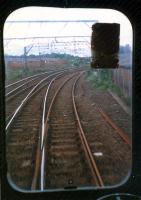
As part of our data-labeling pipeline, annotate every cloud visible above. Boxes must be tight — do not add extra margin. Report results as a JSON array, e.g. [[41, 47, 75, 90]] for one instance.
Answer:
[[4, 7, 133, 56]]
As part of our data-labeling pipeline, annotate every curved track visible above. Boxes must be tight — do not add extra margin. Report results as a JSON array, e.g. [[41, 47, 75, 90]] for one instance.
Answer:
[[74, 73, 131, 186], [6, 70, 84, 189], [6, 71, 57, 123], [31, 72, 104, 190], [6, 69, 131, 190], [6, 69, 78, 130]]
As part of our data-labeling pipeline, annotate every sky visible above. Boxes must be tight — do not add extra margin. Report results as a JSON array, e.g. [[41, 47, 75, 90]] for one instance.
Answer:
[[4, 7, 133, 56]]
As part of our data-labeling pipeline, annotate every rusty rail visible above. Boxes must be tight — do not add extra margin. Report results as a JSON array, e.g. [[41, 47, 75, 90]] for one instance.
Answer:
[[6, 71, 50, 89], [40, 73, 78, 190], [97, 106, 131, 146], [32, 70, 105, 190], [31, 72, 79, 190], [72, 72, 104, 187], [6, 71, 62, 131], [31, 73, 63, 190]]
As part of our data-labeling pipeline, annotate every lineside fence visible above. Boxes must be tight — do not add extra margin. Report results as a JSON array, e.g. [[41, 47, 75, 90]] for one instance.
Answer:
[[112, 66, 132, 98]]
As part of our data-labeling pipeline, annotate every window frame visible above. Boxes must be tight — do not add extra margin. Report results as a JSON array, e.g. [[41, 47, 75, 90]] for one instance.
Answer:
[[0, 0, 141, 199]]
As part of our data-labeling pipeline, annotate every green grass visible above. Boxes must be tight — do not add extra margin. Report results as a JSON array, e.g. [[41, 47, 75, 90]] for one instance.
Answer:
[[6, 69, 24, 81], [6, 67, 48, 82], [86, 70, 131, 106]]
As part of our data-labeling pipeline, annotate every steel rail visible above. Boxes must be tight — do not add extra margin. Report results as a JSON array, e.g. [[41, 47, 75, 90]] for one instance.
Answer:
[[6, 80, 50, 122], [6, 84, 34, 102], [38, 71, 104, 190], [40, 74, 63, 150], [97, 106, 131, 146], [6, 68, 80, 121], [6, 71, 51, 88], [72, 72, 104, 187], [30, 74, 66, 190], [6, 68, 78, 130], [6, 69, 78, 129], [40, 73, 78, 190], [6, 77, 39, 97], [6, 71, 62, 131], [31, 71, 79, 190], [6, 67, 81, 90], [40, 73, 65, 191], [6, 71, 56, 101], [6, 68, 75, 95], [6, 77, 49, 130]]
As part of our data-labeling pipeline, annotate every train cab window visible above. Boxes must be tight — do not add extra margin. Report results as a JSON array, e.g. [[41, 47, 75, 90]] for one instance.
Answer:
[[4, 7, 132, 191]]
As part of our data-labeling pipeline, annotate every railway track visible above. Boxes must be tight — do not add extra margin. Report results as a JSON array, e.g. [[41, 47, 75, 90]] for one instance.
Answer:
[[5, 68, 82, 94], [6, 69, 80, 129], [5, 70, 54, 94], [6, 69, 131, 190], [6, 70, 84, 189], [6, 81, 48, 189], [31, 71, 104, 190], [6, 71, 59, 126], [74, 73, 131, 186]]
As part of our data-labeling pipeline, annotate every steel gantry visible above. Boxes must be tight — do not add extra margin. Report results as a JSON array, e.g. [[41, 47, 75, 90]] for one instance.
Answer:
[[4, 19, 98, 59]]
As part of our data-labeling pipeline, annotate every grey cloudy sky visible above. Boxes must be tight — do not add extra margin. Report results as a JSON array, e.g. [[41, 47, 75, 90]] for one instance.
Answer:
[[4, 7, 133, 56]]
